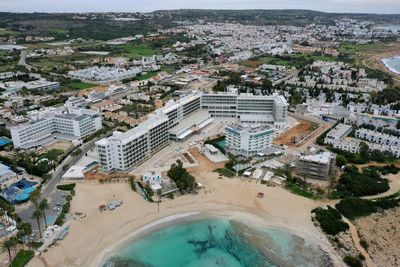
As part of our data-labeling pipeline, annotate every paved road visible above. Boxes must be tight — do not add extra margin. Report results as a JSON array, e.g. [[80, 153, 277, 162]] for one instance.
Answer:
[[18, 50, 34, 71], [17, 139, 99, 232]]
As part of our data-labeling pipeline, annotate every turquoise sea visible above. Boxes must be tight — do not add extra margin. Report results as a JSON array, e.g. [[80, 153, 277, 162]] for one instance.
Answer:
[[103, 219, 333, 267]]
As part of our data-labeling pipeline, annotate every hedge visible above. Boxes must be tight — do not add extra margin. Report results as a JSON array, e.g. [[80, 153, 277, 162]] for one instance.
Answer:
[[10, 250, 34, 267], [56, 183, 76, 191]]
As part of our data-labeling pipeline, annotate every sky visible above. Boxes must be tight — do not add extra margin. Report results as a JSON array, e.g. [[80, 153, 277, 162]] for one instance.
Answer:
[[0, 0, 399, 14]]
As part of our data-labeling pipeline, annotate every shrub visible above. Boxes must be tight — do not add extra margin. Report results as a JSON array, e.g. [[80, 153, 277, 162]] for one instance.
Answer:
[[335, 165, 389, 197], [360, 239, 368, 250], [343, 255, 363, 267], [335, 198, 377, 220], [312, 206, 349, 235], [57, 183, 76, 191]]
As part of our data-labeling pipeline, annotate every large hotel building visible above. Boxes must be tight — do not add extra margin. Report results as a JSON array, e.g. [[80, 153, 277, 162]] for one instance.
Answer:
[[11, 108, 102, 149], [96, 90, 288, 172]]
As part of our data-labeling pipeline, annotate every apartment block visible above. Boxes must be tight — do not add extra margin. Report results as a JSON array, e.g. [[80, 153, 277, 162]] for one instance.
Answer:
[[296, 152, 336, 180], [355, 129, 400, 147]]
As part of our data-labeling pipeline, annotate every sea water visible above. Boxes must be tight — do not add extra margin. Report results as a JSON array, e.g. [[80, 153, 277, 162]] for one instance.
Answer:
[[103, 219, 333, 267], [382, 55, 400, 75]]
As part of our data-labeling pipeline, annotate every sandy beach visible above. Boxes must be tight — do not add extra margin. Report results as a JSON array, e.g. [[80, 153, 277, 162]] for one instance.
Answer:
[[26, 171, 344, 267], [359, 42, 400, 83]]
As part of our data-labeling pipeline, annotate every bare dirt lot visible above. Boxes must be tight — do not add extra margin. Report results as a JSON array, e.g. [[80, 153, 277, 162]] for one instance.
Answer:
[[274, 119, 319, 147], [185, 147, 225, 175], [38, 140, 72, 153]]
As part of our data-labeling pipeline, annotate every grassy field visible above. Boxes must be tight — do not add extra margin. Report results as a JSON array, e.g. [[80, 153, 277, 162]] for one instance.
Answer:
[[239, 53, 335, 68], [113, 43, 157, 59], [62, 81, 97, 90], [136, 71, 160, 80], [27, 54, 99, 72], [339, 42, 388, 53], [0, 29, 21, 36]]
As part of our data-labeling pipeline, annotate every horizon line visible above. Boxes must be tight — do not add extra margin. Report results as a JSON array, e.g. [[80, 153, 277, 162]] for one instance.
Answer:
[[0, 8, 399, 16]]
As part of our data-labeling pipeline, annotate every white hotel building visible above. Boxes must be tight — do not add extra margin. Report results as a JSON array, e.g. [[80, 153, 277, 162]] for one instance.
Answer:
[[201, 91, 288, 128], [96, 91, 288, 172], [11, 108, 102, 149], [225, 124, 274, 157]]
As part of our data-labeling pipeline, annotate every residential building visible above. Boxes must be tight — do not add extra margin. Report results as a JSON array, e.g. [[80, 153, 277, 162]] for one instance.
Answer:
[[355, 129, 400, 147], [0, 163, 17, 186], [324, 123, 352, 143], [356, 113, 399, 130], [296, 152, 336, 180]]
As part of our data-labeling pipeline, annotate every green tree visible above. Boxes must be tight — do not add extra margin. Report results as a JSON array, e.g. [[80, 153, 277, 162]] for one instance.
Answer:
[[17, 222, 32, 245], [31, 209, 43, 238], [359, 142, 369, 162], [335, 154, 348, 167], [1, 237, 18, 263], [39, 199, 49, 228], [167, 160, 196, 193], [29, 188, 41, 208]]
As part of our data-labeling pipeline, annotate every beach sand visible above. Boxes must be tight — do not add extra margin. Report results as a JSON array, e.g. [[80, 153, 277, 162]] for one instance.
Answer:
[[27, 172, 343, 267]]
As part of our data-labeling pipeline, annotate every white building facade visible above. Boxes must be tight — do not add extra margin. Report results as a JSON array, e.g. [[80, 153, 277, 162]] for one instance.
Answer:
[[11, 108, 102, 149], [225, 124, 274, 157], [96, 91, 288, 172]]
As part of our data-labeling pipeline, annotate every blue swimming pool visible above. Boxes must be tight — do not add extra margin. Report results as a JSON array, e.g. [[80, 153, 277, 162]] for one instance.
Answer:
[[0, 137, 11, 147], [216, 139, 226, 148]]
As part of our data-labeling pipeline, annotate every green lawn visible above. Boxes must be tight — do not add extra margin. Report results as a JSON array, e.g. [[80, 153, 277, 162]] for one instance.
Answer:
[[10, 250, 34, 267], [62, 81, 97, 90], [339, 42, 386, 53]]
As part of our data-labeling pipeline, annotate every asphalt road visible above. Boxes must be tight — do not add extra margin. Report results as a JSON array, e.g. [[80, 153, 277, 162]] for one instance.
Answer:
[[17, 139, 98, 232]]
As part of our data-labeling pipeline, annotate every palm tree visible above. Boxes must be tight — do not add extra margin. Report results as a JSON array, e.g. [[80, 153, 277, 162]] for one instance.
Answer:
[[0, 209, 4, 229], [31, 209, 43, 238], [17, 222, 32, 246], [1, 237, 18, 263], [39, 199, 49, 228], [30, 188, 41, 208]]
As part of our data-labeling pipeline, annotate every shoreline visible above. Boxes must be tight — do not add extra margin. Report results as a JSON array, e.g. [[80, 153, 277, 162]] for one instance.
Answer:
[[95, 211, 202, 267], [381, 56, 400, 75], [30, 176, 344, 267], [95, 210, 338, 267]]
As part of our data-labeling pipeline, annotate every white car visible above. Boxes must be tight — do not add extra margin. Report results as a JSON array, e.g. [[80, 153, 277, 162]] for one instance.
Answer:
[[53, 207, 61, 211]]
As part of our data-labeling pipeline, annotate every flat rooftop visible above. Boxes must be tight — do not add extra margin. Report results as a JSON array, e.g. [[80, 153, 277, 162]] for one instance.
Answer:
[[169, 110, 211, 135], [226, 123, 273, 134]]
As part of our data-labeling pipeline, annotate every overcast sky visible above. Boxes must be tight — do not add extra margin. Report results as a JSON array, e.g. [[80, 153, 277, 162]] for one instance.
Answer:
[[0, 0, 399, 14]]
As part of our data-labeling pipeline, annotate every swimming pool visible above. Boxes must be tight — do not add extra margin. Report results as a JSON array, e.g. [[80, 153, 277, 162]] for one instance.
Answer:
[[216, 139, 226, 148], [0, 137, 11, 147]]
